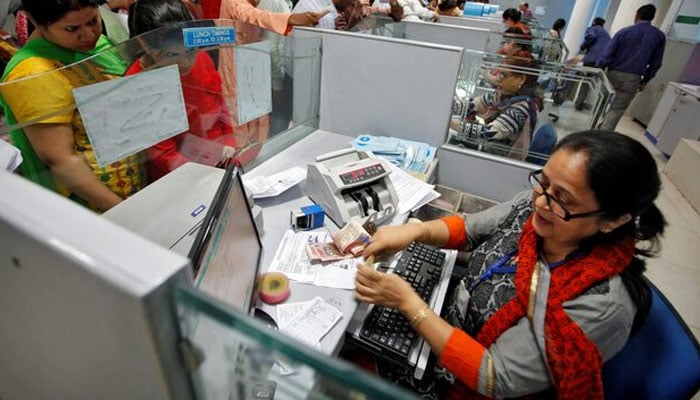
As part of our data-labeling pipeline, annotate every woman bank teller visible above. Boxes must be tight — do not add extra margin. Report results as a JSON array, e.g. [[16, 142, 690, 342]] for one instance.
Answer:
[[355, 130, 666, 399]]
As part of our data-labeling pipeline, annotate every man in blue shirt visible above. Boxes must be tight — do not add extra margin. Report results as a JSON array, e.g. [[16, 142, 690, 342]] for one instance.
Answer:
[[575, 17, 611, 110], [597, 4, 665, 131]]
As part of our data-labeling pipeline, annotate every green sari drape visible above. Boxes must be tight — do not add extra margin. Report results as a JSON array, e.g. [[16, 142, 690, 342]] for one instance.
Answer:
[[0, 35, 126, 193]]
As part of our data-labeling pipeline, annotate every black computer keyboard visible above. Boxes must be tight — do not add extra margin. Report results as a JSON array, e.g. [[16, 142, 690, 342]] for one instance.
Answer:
[[359, 242, 445, 360]]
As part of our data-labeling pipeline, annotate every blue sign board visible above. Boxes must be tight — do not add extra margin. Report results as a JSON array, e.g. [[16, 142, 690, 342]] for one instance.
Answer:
[[183, 27, 236, 48]]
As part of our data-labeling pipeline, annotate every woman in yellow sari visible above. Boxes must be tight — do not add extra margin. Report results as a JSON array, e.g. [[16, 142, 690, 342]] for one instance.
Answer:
[[0, 0, 145, 212]]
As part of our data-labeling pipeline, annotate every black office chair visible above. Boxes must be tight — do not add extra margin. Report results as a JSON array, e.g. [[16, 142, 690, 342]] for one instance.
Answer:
[[603, 277, 700, 399]]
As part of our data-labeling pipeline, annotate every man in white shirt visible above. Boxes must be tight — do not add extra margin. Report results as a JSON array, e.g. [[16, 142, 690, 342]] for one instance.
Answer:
[[293, 0, 352, 29], [397, 0, 437, 22]]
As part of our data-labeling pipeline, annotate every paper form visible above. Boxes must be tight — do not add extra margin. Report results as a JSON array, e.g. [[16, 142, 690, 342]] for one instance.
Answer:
[[386, 162, 440, 214], [242, 166, 306, 198], [0, 139, 22, 172], [282, 297, 343, 347], [267, 230, 329, 282], [268, 230, 362, 288], [412, 189, 441, 212], [276, 300, 314, 329], [313, 260, 358, 290]]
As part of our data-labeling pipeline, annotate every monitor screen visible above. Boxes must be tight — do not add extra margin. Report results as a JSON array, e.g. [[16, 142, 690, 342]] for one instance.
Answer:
[[189, 165, 262, 313]]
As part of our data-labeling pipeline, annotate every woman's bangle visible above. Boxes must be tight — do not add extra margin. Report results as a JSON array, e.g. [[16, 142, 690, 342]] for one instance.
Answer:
[[410, 306, 431, 328]]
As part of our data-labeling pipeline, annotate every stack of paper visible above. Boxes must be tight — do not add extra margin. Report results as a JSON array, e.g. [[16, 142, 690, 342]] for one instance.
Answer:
[[273, 297, 342, 375], [267, 230, 359, 289], [277, 297, 343, 347], [242, 166, 306, 198], [385, 162, 441, 214], [351, 134, 437, 181]]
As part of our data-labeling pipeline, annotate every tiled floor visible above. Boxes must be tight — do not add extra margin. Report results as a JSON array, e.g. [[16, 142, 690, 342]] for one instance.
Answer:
[[613, 115, 700, 346]]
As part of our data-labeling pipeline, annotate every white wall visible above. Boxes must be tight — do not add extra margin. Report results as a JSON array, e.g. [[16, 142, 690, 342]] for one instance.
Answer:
[[666, 0, 700, 40], [610, 0, 673, 35]]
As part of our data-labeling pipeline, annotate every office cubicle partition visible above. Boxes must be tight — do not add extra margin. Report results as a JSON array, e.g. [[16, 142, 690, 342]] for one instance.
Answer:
[[0, 172, 194, 400], [352, 16, 567, 64], [437, 145, 535, 202], [0, 168, 419, 400], [294, 28, 463, 147], [291, 27, 545, 201], [439, 15, 504, 31]]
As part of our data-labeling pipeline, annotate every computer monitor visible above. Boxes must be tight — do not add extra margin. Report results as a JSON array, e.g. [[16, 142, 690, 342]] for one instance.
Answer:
[[188, 163, 263, 313]]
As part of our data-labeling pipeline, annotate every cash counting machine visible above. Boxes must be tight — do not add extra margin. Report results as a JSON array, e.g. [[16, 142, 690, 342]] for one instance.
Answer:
[[307, 148, 398, 226]]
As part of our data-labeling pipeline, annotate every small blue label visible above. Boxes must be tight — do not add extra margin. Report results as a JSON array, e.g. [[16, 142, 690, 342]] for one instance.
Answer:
[[191, 204, 206, 217], [183, 27, 236, 48]]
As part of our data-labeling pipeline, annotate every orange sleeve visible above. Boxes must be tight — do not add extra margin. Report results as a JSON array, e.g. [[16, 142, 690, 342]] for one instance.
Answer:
[[440, 215, 467, 249], [439, 328, 486, 389], [221, 0, 291, 35]]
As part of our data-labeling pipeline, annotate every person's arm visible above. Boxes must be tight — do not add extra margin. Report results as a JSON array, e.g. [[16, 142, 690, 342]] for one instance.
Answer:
[[361, 219, 452, 259], [485, 99, 529, 143], [642, 36, 665, 84], [472, 92, 494, 116], [223, 0, 326, 35], [355, 261, 488, 391], [596, 31, 619, 69], [370, 0, 403, 20], [146, 136, 190, 176], [580, 30, 595, 52], [24, 123, 122, 211], [411, 0, 435, 20]]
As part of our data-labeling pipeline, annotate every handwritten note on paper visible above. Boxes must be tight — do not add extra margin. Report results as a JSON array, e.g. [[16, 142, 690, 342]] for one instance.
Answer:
[[282, 297, 342, 347], [73, 64, 189, 167], [235, 41, 272, 125]]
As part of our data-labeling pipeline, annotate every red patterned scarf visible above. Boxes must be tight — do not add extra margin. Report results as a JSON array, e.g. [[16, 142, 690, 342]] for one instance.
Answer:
[[463, 216, 635, 399]]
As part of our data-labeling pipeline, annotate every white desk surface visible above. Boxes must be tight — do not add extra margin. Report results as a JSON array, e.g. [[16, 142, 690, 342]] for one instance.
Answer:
[[105, 128, 400, 358], [247, 129, 359, 356]]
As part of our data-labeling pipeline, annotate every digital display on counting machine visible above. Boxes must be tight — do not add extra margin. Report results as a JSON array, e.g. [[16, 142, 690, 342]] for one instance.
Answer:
[[339, 164, 385, 185]]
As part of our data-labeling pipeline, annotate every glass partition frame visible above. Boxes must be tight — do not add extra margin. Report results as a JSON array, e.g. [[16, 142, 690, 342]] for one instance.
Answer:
[[175, 284, 418, 400], [0, 19, 322, 210]]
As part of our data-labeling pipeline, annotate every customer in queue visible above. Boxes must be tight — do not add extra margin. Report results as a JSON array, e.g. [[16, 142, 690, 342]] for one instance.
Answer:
[[0, 0, 145, 212], [356, 130, 666, 399], [126, 0, 239, 181]]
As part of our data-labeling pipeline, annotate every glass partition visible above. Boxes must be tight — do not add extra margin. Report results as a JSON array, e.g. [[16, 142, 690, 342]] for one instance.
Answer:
[[526, 26, 569, 63], [346, 18, 613, 165], [175, 284, 417, 400], [0, 19, 321, 213], [448, 50, 614, 164]]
